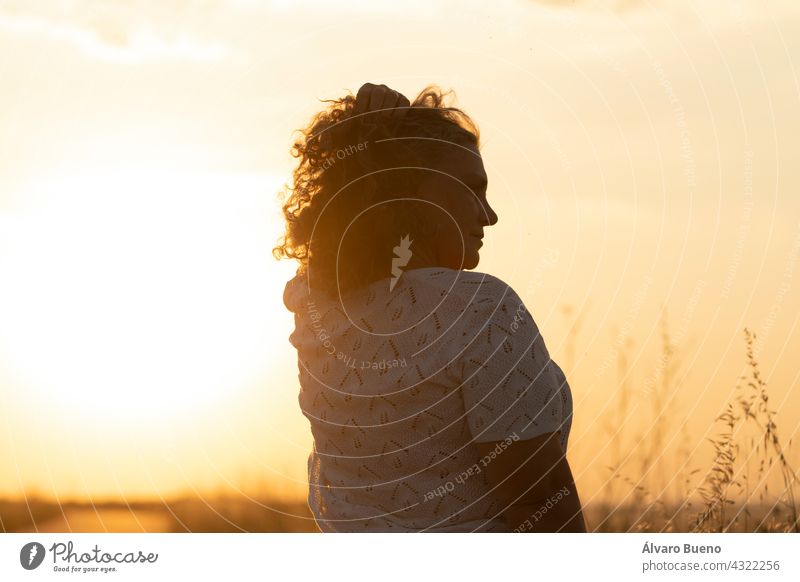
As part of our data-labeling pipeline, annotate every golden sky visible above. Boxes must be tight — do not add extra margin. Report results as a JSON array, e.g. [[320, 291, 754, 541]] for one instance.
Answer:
[[0, 0, 798, 503]]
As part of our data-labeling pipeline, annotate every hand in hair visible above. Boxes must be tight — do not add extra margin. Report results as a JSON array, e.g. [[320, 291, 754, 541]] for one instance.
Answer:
[[354, 82, 410, 119]]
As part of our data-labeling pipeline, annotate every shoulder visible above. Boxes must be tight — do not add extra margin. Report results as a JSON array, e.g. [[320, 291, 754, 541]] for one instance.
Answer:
[[452, 270, 527, 317], [405, 269, 532, 340], [403, 268, 524, 307], [451, 271, 540, 349]]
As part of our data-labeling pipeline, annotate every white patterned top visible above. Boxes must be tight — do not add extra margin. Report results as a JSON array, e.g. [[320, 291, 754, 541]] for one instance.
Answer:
[[283, 267, 573, 532]]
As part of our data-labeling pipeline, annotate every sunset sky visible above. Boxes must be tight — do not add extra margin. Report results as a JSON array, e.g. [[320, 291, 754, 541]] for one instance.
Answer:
[[0, 0, 798, 504]]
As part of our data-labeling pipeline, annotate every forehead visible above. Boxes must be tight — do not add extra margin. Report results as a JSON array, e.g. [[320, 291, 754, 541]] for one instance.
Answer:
[[427, 144, 486, 183]]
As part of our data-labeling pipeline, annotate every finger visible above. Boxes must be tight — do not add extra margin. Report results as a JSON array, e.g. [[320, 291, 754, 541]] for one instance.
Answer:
[[354, 83, 377, 115], [390, 93, 411, 120], [368, 84, 389, 114], [379, 89, 400, 118]]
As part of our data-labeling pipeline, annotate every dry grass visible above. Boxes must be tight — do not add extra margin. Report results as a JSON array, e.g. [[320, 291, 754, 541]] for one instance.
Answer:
[[692, 329, 799, 533], [0, 495, 319, 533], [0, 495, 64, 532], [163, 494, 319, 533], [584, 323, 798, 533]]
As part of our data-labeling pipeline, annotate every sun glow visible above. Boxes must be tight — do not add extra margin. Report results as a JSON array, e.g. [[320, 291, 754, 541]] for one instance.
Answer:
[[0, 167, 290, 424]]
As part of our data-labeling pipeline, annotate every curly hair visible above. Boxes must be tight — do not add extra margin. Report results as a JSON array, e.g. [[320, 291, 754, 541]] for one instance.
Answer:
[[272, 85, 480, 298]]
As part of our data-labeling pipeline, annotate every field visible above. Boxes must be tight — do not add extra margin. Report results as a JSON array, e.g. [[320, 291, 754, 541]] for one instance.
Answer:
[[2, 328, 797, 534]]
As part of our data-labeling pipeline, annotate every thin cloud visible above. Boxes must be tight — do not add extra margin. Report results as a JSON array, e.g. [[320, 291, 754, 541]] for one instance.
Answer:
[[0, 11, 232, 64]]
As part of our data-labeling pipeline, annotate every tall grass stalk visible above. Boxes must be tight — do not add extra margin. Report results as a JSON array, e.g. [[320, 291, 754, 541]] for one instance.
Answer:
[[693, 329, 799, 532]]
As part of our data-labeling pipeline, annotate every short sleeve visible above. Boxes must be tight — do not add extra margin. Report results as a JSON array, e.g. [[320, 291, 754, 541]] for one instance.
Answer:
[[451, 277, 565, 444]]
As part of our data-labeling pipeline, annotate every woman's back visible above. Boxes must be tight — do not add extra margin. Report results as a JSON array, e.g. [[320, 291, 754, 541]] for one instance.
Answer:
[[283, 267, 573, 532]]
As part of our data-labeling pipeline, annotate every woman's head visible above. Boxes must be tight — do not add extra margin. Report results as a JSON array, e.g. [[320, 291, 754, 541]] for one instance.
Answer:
[[273, 85, 498, 296]]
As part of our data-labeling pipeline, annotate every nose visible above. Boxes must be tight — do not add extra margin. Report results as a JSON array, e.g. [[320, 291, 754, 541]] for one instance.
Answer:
[[480, 200, 498, 227]]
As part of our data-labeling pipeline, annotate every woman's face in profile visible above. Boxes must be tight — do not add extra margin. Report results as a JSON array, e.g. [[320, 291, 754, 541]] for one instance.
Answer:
[[415, 144, 498, 270]]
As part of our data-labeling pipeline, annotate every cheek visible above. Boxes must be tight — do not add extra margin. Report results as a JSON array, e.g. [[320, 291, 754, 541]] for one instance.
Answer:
[[443, 193, 479, 229], [439, 229, 472, 261]]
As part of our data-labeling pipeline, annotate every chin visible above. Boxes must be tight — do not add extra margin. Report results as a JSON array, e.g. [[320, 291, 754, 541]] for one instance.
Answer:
[[441, 249, 480, 270], [462, 252, 481, 270]]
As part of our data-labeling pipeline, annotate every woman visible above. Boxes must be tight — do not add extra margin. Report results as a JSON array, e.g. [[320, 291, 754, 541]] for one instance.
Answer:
[[275, 82, 586, 532]]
